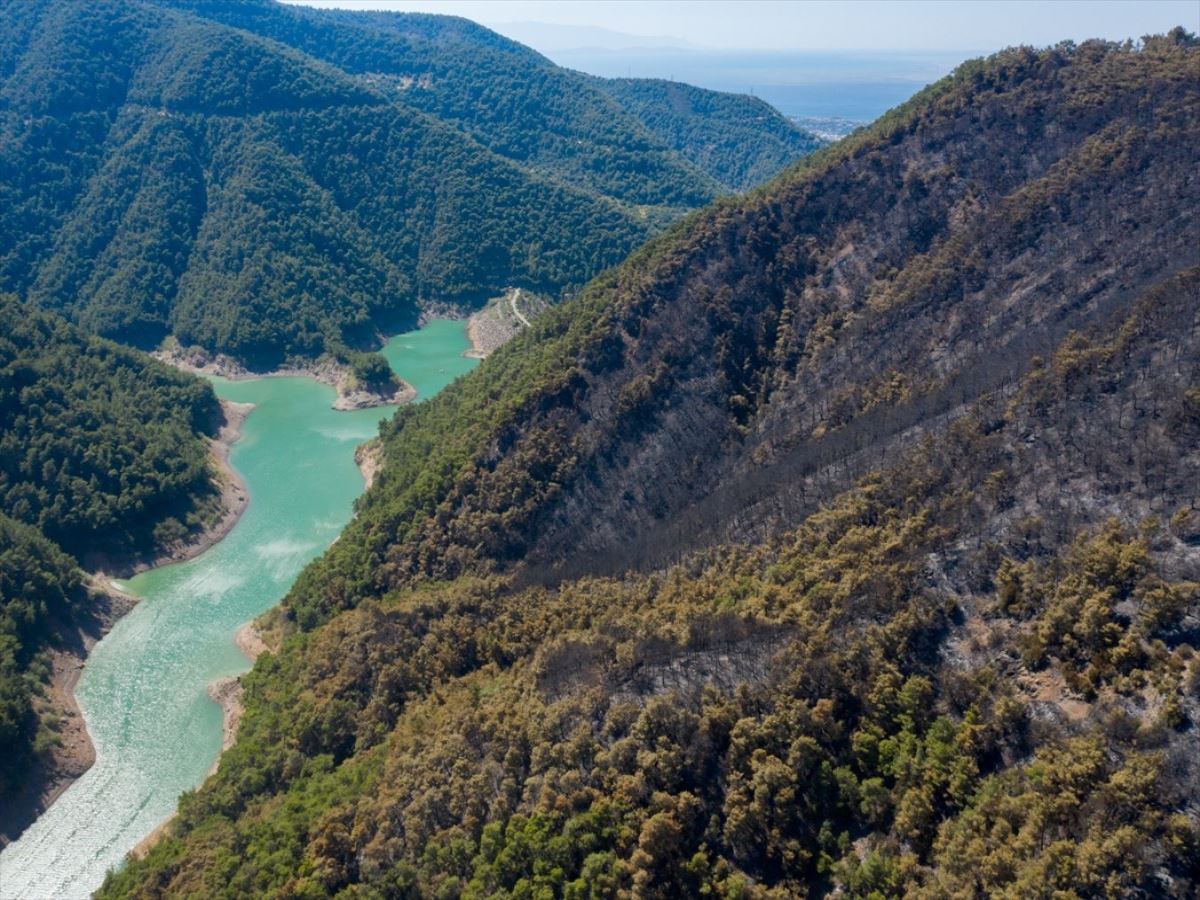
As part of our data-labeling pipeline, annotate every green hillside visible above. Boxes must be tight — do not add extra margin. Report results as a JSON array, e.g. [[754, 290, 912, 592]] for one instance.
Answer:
[[0, 297, 221, 559], [153, 0, 716, 209], [156, 1, 824, 202], [0, 513, 86, 803], [102, 33, 1200, 898], [0, 296, 222, 817], [595, 78, 827, 191], [0, 0, 649, 366], [1, 0, 823, 368]]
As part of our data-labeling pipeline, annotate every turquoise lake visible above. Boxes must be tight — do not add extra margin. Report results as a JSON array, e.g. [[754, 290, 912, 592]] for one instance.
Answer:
[[0, 320, 477, 898]]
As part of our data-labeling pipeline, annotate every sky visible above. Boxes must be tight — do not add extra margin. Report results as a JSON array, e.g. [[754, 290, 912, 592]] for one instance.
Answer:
[[286, 1, 1197, 53]]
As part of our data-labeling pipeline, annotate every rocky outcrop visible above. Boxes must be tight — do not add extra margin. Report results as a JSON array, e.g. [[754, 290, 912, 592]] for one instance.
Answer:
[[155, 345, 415, 411]]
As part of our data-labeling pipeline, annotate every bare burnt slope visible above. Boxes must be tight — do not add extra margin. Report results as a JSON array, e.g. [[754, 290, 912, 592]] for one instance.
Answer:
[[288, 33, 1199, 623]]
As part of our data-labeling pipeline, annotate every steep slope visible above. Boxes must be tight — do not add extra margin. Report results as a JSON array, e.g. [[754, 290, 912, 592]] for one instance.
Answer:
[[289, 32, 1199, 619], [104, 34, 1200, 898], [0, 296, 226, 834], [0, 0, 649, 365], [595, 78, 828, 191], [154, 0, 718, 209], [0, 513, 86, 811], [0, 296, 223, 559], [154, 1, 821, 205]]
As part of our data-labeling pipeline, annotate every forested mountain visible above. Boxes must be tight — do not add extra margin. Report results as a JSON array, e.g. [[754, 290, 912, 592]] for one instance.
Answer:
[[285, 30, 1200, 619], [0, 297, 221, 815], [0, 512, 84, 805], [0, 298, 221, 559], [0, 0, 822, 368], [595, 78, 827, 191], [103, 32, 1200, 898], [151, 0, 826, 199]]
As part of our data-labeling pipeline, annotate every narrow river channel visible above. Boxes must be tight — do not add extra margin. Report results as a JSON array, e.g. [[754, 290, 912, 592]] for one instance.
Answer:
[[0, 320, 477, 899]]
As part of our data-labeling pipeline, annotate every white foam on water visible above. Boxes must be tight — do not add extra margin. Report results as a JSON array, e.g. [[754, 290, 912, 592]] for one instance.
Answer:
[[313, 424, 375, 442], [253, 536, 321, 578], [176, 566, 246, 601]]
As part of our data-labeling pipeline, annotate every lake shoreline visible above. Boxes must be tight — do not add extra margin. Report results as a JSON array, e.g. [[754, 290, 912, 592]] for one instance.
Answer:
[[127, 672, 239, 862], [153, 347, 415, 411], [0, 582, 135, 847], [0, 398, 253, 848], [1, 319, 479, 890], [207, 620, 271, 773], [130, 619, 271, 862], [355, 439, 385, 491], [80, 399, 254, 580]]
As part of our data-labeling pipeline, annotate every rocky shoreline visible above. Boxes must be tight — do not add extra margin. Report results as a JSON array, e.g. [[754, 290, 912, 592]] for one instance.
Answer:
[[355, 439, 385, 491], [207, 678, 244, 761], [209, 620, 273, 763], [333, 379, 415, 410], [464, 289, 544, 358], [235, 620, 271, 661], [153, 345, 414, 411]]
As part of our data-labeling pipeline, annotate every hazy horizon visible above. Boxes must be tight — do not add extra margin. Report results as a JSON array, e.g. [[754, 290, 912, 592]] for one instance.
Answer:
[[283, 1, 1196, 121], [284, 1, 1196, 53]]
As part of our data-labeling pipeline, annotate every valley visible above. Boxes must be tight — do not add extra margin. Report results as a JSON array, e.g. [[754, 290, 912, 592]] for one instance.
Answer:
[[0, 1, 1195, 897], [0, 0, 824, 369], [102, 31, 1199, 900], [0, 321, 477, 898]]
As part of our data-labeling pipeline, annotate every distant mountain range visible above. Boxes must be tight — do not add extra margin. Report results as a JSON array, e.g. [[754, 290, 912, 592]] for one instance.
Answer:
[[0, 0, 824, 368], [541, 46, 965, 120]]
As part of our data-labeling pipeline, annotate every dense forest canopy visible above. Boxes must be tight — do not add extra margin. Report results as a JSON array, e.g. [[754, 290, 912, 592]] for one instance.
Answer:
[[0, 0, 823, 367], [0, 296, 221, 558], [0, 512, 85, 803], [0, 297, 221, 818], [152, 1, 827, 201], [104, 32, 1200, 898], [594, 78, 827, 191]]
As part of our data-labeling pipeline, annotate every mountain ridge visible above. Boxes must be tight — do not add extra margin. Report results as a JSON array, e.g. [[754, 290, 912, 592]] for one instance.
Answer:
[[1, 0, 824, 367], [285, 31, 1198, 619]]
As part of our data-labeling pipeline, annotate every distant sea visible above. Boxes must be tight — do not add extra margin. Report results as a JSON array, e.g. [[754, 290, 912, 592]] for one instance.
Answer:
[[547, 47, 969, 129]]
